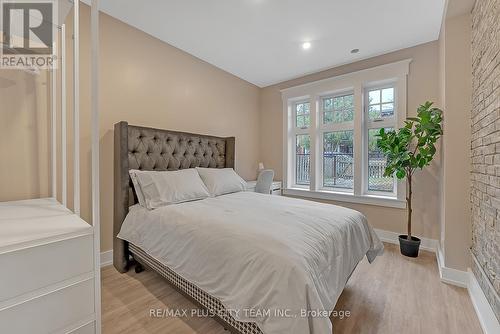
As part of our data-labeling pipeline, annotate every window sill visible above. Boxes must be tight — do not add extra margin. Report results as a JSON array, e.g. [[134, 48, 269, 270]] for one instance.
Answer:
[[282, 188, 406, 209]]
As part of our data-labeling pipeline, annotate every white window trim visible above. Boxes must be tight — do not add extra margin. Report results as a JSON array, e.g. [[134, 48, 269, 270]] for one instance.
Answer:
[[281, 59, 411, 209], [283, 188, 406, 209]]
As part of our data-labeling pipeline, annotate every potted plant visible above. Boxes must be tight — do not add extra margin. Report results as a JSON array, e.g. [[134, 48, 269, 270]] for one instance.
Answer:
[[376, 101, 443, 257]]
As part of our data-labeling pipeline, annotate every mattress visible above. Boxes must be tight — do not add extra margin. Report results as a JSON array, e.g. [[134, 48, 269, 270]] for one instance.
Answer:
[[129, 243, 263, 334], [118, 191, 383, 334]]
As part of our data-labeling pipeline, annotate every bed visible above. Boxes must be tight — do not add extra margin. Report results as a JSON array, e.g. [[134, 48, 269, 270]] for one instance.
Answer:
[[113, 121, 383, 334]]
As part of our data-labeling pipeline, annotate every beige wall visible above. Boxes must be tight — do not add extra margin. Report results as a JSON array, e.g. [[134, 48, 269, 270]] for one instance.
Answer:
[[260, 41, 441, 239], [0, 71, 51, 201], [94, 8, 260, 251], [0, 5, 260, 251], [438, 13, 472, 271]]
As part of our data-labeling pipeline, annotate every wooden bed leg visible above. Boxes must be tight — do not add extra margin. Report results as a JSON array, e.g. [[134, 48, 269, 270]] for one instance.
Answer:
[[134, 262, 144, 273]]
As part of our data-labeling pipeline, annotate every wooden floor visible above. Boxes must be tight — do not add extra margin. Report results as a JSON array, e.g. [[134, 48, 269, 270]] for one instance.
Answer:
[[101, 243, 482, 334]]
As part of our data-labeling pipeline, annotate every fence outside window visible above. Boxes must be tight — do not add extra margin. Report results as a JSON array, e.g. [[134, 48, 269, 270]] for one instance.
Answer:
[[295, 153, 390, 190]]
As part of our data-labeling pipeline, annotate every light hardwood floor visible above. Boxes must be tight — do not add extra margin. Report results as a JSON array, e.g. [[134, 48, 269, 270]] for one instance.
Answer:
[[102, 243, 482, 334]]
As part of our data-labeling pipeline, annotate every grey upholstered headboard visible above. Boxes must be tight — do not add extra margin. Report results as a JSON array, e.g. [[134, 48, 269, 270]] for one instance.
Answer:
[[113, 121, 235, 273]]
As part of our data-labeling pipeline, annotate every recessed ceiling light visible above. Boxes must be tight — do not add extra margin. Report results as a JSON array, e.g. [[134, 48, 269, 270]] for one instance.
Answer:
[[350, 48, 360, 54], [302, 42, 311, 50]]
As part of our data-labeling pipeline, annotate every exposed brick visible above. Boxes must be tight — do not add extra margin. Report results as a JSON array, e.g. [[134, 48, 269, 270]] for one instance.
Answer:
[[471, 0, 500, 321]]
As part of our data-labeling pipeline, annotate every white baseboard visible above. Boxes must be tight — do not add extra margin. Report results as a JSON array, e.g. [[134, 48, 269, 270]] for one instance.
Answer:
[[373, 229, 470, 287], [467, 269, 500, 334], [373, 228, 438, 252], [369, 228, 468, 288], [373, 228, 498, 330], [435, 246, 468, 288], [100, 250, 113, 267]]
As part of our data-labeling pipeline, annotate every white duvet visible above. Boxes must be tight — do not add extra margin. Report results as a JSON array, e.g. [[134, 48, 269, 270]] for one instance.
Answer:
[[118, 191, 383, 334]]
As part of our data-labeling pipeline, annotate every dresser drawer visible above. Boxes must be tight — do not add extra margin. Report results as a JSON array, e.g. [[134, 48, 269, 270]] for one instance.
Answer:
[[0, 278, 95, 334], [0, 234, 93, 303], [68, 321, 95, 334]]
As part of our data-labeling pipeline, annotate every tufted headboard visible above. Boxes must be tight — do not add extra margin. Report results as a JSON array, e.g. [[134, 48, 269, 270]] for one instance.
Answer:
[[113, 121, 235, 273]]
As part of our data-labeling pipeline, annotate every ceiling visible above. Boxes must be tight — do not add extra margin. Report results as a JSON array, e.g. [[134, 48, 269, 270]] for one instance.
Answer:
[[92, 0, 446, 87]]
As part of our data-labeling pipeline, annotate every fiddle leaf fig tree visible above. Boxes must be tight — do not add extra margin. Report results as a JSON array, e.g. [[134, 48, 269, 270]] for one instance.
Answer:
[[376, 101, 443, 240]]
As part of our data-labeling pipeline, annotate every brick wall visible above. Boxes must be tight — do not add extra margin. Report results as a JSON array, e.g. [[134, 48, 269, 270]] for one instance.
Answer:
[[471, 0, 500, 321]]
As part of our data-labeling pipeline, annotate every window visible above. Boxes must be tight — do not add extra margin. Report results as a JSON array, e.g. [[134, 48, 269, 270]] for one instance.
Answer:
[[367, 87, 394, 120], [292, 101, 312, 188], [320, 92, 355, 191], [296, 134, 310, 185], [282, 60, 409, 208], [295, 101, 310, 128], [364, 86, 396, 195], [323, 131, 353, 189], [368, 128, 394, 192], [322, 94, 354, 124]]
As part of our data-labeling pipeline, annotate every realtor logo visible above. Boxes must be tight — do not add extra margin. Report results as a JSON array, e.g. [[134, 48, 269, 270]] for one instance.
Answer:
[[0, 0, 57, 69]]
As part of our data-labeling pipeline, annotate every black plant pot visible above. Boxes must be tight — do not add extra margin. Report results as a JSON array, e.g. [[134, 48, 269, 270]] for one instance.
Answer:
[[398, 235, 421, 257]]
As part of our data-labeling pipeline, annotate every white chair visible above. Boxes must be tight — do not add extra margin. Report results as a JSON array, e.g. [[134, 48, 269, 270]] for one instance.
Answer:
[[255, 169, 274, 194]]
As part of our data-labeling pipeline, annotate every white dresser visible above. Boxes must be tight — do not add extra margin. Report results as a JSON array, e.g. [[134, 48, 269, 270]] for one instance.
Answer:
[[0, 198, 97, 334]]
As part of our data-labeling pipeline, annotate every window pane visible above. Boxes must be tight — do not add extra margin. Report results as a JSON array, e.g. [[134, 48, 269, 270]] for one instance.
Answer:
[[296, 103, 304, 115], [343, 94, 354, 108], [367, 87, 394, 120], [323, 98, 333, 111], [381, 103, 394, 117], [337, 96, 346, 109], [324, 94, 354, 124], [296, 135, 310, 185], [296, 102, 310, 128], [296, 115, 305, 128], [368, 89, 380, 104], [368, 128, 394, 192], [296, 102, 310, 115], [368, 104, 381, 119], [333, 96, 342, 109], [382, 88, 394, 103], [334, 107, 354, 123], [324, 111, 334, 123], [336, 95, 354, 123], [304, 115, 310, 127], [303, 102, 310, 114], [296, 113, 310, 129], [323, 131, 354, 189]]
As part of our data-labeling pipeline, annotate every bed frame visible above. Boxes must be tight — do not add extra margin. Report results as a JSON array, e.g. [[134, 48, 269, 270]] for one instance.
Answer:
[[113, 121, 262, 334]]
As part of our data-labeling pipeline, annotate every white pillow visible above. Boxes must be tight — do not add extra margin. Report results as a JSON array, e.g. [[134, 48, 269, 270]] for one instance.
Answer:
[[196, 168, 247, 196], [129, 170, 147, 207], [133, 169, 210, 209]]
